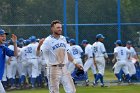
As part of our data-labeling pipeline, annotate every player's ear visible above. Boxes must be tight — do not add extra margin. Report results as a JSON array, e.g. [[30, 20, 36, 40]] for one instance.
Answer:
[[51, 27, 53, 32]]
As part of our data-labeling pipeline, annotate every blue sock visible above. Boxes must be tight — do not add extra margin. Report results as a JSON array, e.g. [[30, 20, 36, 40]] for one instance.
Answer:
[[10, 78, 15, 87], [31, 78, 36, 88], [125, 74, 130, 81], [21, 75, 25, 84], [94, 74, 97, 79], [115, 73, 121, 81], [95, 73, 101, 83], [99, 74, 104, 84], [37, 75, 42, 87], [45, 77, 48, 83]]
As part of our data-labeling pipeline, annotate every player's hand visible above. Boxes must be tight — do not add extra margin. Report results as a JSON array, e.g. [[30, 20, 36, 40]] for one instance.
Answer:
[[75, 64, 83, 70], [38, 38, 45, 46], [112, 58, 116, 63], [11, 34, 17, 43]]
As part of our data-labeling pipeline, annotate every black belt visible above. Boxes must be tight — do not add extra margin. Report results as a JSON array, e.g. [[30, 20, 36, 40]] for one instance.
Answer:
[[89, 57, 93, 58], [52, 64, 65, 67]]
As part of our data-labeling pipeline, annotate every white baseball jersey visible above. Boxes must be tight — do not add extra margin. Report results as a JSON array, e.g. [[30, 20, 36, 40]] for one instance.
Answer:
[[114, 46, 130, 61], [69, 45, 83, 59], [125, 47, 137, 76], [18, 46, 28, 62], [92, 41, 107, 58], [26, 42, 39, 59], [85, 44, 93, 58], [8, 45, 17, 61], [125, 47, 136, 59], [41, 35, 69, 66]]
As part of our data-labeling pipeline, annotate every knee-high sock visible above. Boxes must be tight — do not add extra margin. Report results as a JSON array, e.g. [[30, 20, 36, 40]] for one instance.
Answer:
[[115, 73, 121, 81], [31, 78, 36, 87], [20, 75, 25, 84], [95, 73, 102, 83]]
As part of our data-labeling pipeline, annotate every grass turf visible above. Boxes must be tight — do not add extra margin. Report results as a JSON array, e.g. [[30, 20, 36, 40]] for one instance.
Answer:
[[7, 85, 140, 93], [6, 67, 140, 93]]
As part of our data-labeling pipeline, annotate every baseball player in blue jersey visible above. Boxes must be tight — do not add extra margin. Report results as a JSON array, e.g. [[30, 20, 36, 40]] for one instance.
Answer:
[[0, 29, 18, 93], [36, 20, 83, 93], [92, 34, 108, 87]]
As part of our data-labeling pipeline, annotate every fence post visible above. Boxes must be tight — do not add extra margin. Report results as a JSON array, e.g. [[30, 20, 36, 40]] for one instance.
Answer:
[[117, 0, 121, 40], [75, 0, 79, 44], [63, 0, 67, 37]]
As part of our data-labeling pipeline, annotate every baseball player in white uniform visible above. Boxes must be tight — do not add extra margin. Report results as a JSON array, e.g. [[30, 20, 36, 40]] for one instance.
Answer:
[[81, 40, 97, 83], [112, 40, 131, 83], [67, 38, 84, 74], [92, 34, 108, 87], [18, 39, 32, 88], [36, 20, 82, 93], [7, 40, 18, 89], [125, 41, 138, 79], [26, 36, 39, 88]]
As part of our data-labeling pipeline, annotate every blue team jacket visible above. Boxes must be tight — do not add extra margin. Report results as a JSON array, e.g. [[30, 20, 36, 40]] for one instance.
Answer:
[[0, 45, 14, 80]]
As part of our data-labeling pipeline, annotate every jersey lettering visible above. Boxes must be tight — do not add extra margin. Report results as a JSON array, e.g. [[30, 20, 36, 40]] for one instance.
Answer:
[[52, 43, 66, 50]]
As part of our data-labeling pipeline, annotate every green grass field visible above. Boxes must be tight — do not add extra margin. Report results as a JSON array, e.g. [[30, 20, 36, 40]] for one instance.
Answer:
[[7, 85, 140, 93], [6, 67, 140, 93]]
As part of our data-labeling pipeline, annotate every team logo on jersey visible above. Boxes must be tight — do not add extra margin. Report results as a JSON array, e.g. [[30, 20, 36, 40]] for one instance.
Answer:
[[52, 43, 66, 50]]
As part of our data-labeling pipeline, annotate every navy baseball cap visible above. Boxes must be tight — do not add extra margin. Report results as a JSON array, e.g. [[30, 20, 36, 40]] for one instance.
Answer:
[[126, 41, 132, 45], [0, 29, 9, 35], [96, 34, 105, 39], [114, 40, 122, 45], [81, 40, 88, 45], [69, 38, 76, 44]]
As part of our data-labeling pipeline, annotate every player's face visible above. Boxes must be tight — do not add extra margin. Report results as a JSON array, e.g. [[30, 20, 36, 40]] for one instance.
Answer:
[[52, 23, 62, 36], [0, 34, 6, 44], [99, 38, 104, 42], [126, 44, 131, 49]]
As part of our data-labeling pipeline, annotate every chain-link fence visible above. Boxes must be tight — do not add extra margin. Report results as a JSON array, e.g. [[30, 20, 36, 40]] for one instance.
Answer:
[[0, 0, 140, 53]]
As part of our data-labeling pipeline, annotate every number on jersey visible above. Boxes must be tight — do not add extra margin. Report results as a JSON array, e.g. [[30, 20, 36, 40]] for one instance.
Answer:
[[26, 47, 32, 53], [72, 48, 78, 55]]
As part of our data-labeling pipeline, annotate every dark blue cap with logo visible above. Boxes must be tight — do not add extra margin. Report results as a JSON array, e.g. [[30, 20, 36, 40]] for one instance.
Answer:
[[96, 34, 105, 39], [0, 29, 9, 35], [81, 40, 88, 45], [114, 40, 122, 45]]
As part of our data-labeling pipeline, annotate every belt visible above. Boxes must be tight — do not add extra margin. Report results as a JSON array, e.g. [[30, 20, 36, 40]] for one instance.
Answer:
[[52, 64, 65, 67], [117, 59, 125, 61], [89, 57, 93, 58], [30, 58, 37, 59]]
